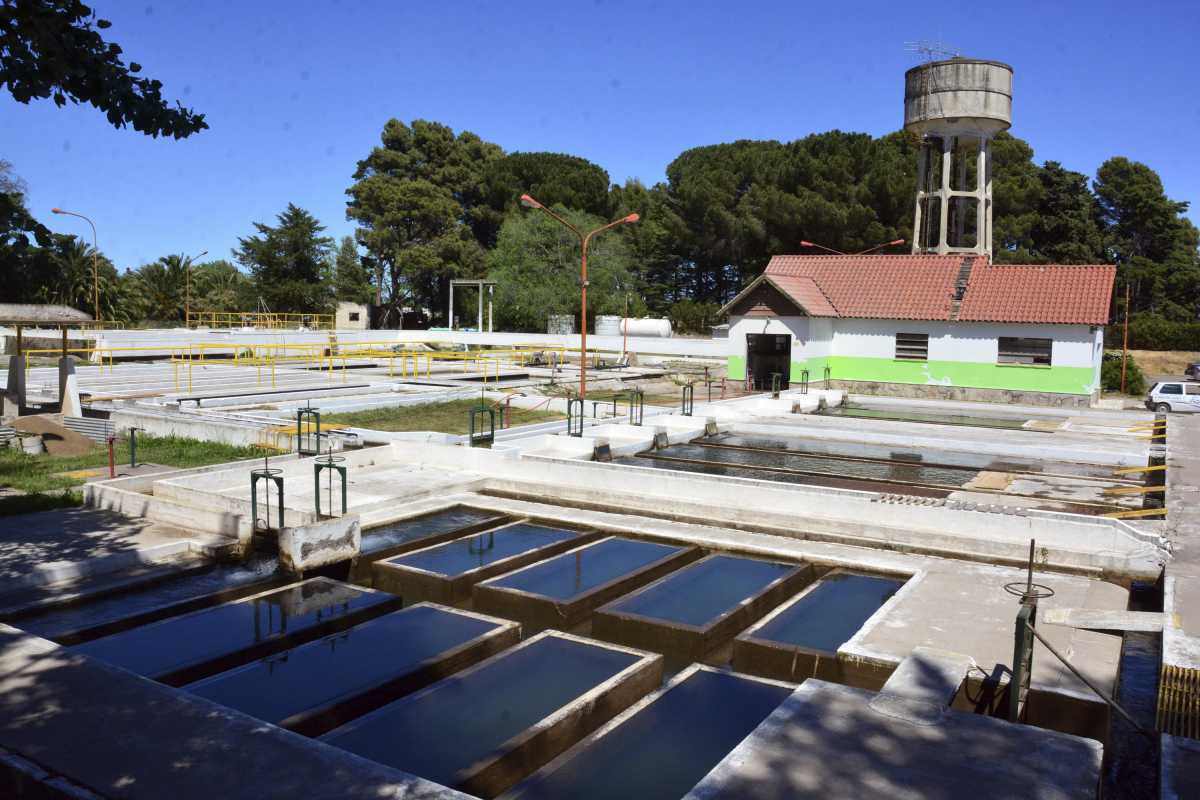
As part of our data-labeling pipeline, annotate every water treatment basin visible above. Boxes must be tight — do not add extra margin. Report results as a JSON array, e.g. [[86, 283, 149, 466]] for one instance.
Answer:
[[733, 570, 907, 686], [359, 505, 510, 558], [321, 631, 662, 798], [6, 554, 284, 645], [184, 603, 519, 736], [473, 537, 701, 631], [592, 554, 813, 661], [502, 665, 793, 800], [73, 578, 403, 685], [372, 521, 591, 603], [816, 401, 1047, 431]]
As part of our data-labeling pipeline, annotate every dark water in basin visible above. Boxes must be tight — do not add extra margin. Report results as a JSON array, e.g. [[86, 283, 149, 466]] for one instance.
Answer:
[[613, 455, 952, 499], [818, 403, 1036, 430], [361, 507, 506, 555], [705, 433, 1115, 479], [605, 555, 797, 628], [749, 573, 905, 652], [10, 555, 280, 642], [650, 442, 975, 487], [1101, 582, 1161, 799], [504, 669, 791, 800], [390, 523, 578, 577], [185, 604, 502, 728], [483, 538, 685, 601], [74, 579, 395, 679], [322, 635, 641, 786]]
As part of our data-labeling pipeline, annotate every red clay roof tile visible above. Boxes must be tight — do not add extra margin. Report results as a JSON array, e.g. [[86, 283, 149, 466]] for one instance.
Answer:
[[754, 254, 1115, 325], [764, 254, 965, 320], [957, 263, 1116, 325]]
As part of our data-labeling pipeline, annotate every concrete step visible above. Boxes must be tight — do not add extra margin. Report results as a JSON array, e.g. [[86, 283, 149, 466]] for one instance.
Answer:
[[879, 647, 974, 708]]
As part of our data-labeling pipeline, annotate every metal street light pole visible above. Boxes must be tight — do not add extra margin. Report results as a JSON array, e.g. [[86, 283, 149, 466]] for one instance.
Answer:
[[184, 250, 208, 327], [519, 194, 638, 401], [51, 207, 100, 322]]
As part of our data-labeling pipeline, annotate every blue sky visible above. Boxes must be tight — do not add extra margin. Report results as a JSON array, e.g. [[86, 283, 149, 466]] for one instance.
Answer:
[[2, 0, 1197, 269]]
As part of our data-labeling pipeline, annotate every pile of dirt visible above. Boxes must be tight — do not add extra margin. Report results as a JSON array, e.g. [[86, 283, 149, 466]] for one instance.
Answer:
[[10, 414, 96, 456]]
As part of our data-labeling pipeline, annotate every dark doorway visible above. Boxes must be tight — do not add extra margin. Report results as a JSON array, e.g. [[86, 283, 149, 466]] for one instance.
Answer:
[[746, 333, 791, 390]]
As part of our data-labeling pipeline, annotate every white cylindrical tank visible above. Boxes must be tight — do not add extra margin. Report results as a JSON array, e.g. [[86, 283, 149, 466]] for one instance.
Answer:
[[594, 315, 621, 336], [620, 318, 673, 338], [904, 58, 1012, 136]]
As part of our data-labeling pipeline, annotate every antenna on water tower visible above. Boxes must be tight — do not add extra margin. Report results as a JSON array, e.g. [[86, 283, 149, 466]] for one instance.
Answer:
[[902, 48, 1012, 257], [903, 40, 962, 61]]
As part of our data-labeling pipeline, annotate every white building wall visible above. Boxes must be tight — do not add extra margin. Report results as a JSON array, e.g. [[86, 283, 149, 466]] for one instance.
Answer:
[[336, 302, 370, 330], [828, 319, 1096, 368], [728, 315, 810, 359]]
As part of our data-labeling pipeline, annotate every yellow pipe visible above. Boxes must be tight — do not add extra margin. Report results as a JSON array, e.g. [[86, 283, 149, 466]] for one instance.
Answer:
[[1104, 485, 1167, 495], [1113, 464, 1169, 475], [1104, 507, 1168, 519]]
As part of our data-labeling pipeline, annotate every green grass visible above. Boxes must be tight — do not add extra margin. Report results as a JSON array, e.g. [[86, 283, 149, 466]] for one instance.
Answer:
[[324, 399, 563, 434], [0, 435, 275, 516]]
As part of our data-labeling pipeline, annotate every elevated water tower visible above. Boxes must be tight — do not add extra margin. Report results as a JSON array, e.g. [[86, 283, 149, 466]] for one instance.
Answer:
[[905, 57, 1012, 256]]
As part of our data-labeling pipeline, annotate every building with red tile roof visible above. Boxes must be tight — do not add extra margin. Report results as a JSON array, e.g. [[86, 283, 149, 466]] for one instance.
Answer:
[[719, 254, 1115, 405]]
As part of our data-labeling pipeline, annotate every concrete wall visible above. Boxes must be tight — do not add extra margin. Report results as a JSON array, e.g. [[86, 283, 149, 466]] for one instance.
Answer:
[[81, 328, 726, 361], [388, 441, 1164, 580]]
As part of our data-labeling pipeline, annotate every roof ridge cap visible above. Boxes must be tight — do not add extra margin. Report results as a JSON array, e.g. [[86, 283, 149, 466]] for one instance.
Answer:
[[805, 275, 840, 316]]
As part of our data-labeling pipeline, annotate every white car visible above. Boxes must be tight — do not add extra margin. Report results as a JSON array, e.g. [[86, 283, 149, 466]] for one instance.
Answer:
[[1145, 381, 1200, 413]]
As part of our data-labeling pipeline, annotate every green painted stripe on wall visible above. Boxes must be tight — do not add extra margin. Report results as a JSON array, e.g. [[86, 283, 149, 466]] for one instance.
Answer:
[[726, 354, 1095, 395]]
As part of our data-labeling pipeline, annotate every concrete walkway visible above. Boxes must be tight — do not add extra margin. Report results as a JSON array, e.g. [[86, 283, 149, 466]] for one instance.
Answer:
[[1162, 413, 1200, 794]]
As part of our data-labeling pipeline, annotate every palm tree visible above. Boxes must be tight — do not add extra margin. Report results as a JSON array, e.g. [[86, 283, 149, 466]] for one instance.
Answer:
[[137, 256, 187, 321], [41, 237, 119, 319]]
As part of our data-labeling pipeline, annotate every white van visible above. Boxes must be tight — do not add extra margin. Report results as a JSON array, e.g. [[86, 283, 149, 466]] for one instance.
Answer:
[[1145, 381, 1200, 413]]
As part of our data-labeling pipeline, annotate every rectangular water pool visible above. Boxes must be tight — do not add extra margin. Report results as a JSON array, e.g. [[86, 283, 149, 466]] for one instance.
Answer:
[[733, 571, 906, 685], [353, 505, 511, 584], [6, 555, 284, 645], [73, 578, 403, 685], [593, 554, 813, 660], [473, 537, 700, 630], [372, 522, 592, 603], [322, 631, 662, 798], [359, 505, 509, 556], [184, 603, 518, 736], [502, 666, 793, 800]]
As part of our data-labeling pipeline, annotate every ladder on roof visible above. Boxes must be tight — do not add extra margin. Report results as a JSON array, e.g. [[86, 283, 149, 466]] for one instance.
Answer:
[[949, 256, 976, 320]]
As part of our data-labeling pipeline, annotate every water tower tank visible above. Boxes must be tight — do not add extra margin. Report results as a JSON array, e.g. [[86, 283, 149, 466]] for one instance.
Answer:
[[904, 57, 1013, 257], [904, 59, 1012, 136]]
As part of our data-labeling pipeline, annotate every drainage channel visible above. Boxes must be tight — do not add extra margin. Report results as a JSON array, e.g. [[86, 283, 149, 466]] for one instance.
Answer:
[[815, 402, 1056, 431], [1101, 580, 1162, 799], [624, 447, 1129, 515], [696, 433, 1140, 483]]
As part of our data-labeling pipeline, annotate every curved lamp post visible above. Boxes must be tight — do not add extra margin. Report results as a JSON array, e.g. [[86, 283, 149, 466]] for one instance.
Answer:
[[51, 207, 101, 322], [519, 194, 638, 401], [184, 249, 208, 326]]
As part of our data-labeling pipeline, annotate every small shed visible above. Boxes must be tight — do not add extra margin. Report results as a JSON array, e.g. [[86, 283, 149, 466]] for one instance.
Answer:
[[719, 255, 1116, 406], [336, 301, 369, 330]]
